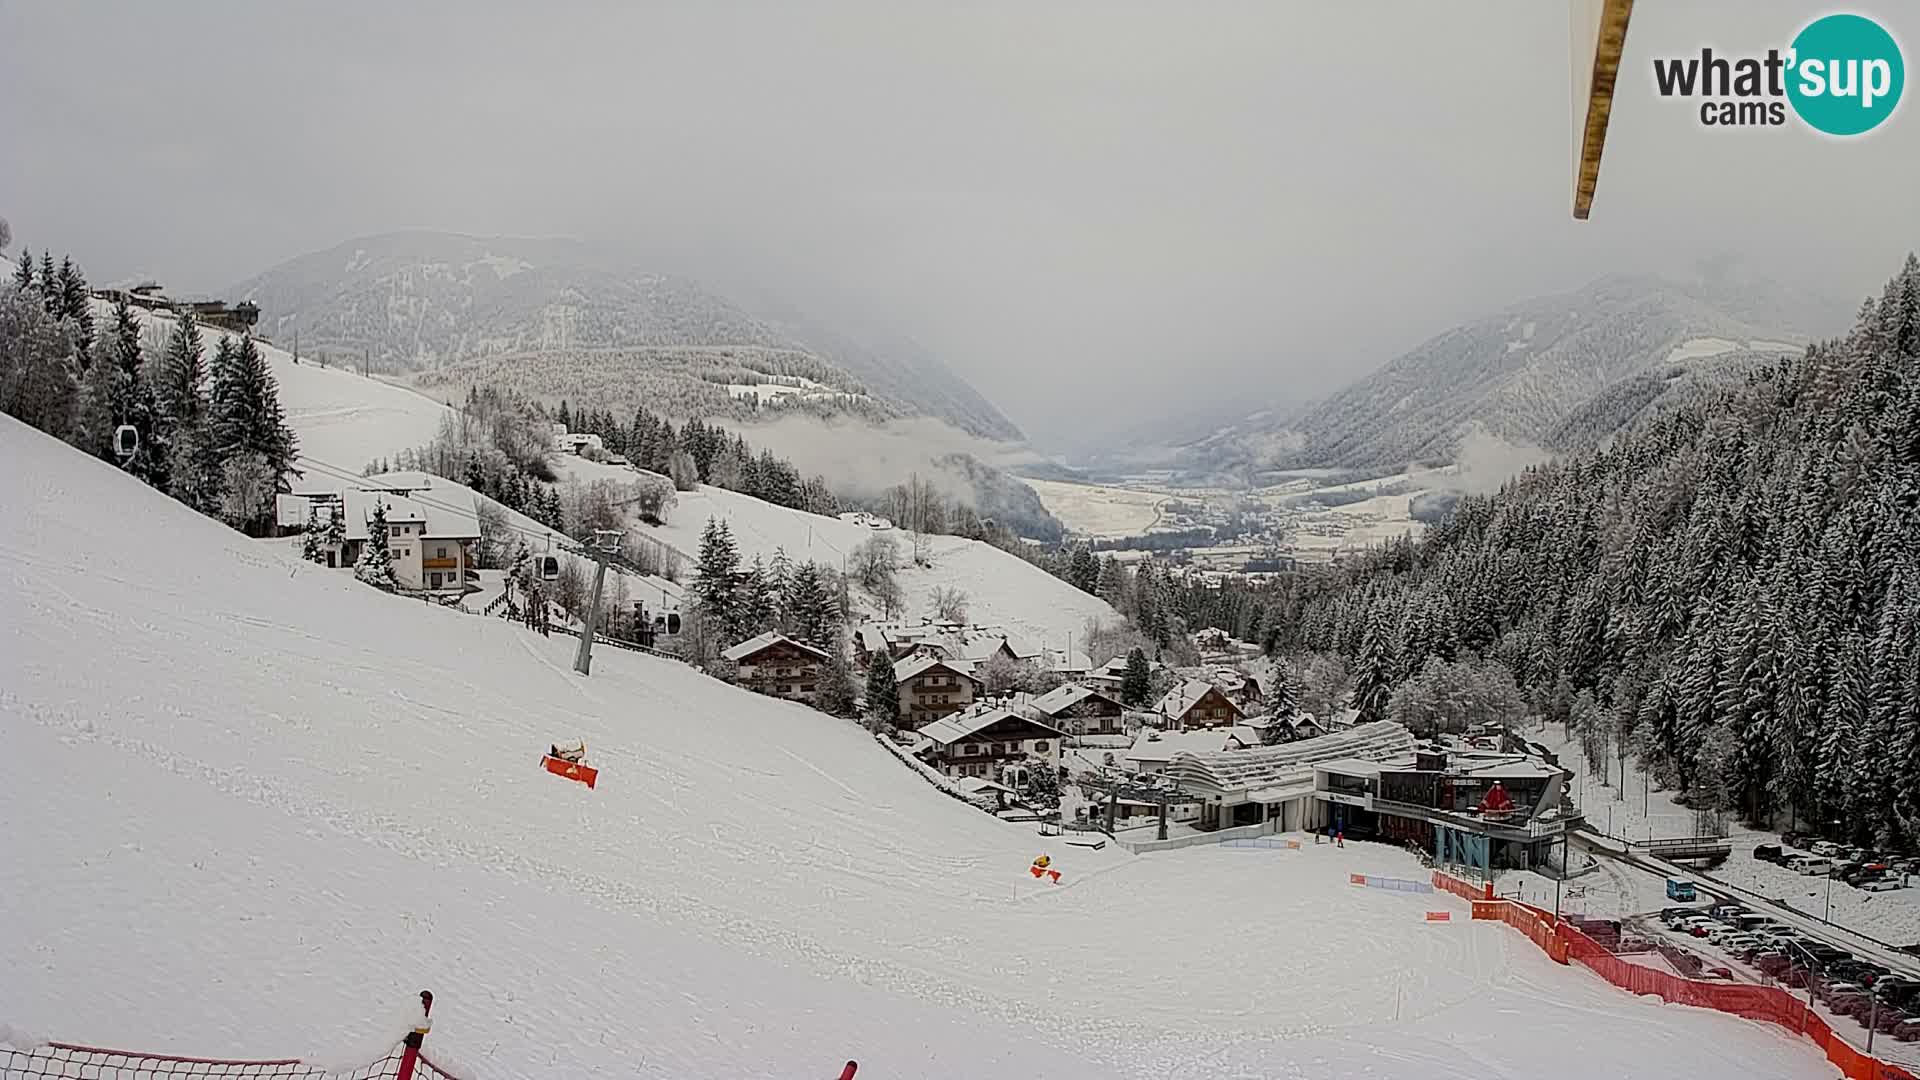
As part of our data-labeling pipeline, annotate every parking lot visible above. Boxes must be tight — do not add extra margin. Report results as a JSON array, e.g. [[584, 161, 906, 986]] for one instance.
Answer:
[[1635, 894, 1920, 1066]]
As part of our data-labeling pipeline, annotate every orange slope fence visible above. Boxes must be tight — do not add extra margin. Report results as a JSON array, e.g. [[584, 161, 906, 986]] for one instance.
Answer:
[[1431, 870, 1920, 1080]]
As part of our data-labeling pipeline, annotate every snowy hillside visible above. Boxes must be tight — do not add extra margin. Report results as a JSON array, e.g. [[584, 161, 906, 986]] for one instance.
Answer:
[[226, 230, 1024, 441], [560, 455, 1117, 649], [100, 299, 451, 473], [0, 415, 1834, 1078]]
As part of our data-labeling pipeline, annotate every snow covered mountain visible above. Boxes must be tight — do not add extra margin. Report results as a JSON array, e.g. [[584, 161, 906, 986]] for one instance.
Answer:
[[1182, 274, 1835, 475], [228, 231, 1023, 440], [1, 413, 1836, 1079]]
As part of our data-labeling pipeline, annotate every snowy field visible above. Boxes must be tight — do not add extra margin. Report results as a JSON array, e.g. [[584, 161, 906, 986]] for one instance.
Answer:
[[0, 415, 1843, 1079], [1022, 477, 1167, 539], [557, 455, 1120, 650]]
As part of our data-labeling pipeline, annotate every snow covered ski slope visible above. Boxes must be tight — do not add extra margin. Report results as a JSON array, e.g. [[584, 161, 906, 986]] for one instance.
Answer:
[[0, 416, 1836, 1079]]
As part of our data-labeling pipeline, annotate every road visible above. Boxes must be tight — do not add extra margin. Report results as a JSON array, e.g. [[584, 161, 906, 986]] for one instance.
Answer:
[[1571, 828, 1920, 977]]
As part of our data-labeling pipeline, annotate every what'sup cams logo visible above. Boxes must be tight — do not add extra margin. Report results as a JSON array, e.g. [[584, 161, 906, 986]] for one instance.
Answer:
[[1653, 13, 1904, 135]]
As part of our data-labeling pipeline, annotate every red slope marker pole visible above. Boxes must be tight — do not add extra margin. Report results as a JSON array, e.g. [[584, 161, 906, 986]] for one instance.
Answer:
[[838, 1061, 858, 1079], [396, 990, 434, 1080]]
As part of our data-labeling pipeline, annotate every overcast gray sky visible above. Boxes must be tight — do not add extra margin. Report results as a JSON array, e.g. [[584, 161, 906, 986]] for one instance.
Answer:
[[3, 2, 1916, 451]]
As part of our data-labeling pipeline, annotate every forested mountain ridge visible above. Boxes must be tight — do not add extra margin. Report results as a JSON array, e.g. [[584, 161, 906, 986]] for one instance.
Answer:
[[1184, 274, 1829, 474], [228, 230, 1024, 440], [1284, 257, 1920, 843]]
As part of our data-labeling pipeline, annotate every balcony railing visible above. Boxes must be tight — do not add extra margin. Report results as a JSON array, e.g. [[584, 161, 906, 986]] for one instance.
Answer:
[[1366, 795, 1577, 840]]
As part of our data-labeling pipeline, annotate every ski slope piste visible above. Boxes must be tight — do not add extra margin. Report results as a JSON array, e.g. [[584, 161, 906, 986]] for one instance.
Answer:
[[0, 414, 1838, 1079]]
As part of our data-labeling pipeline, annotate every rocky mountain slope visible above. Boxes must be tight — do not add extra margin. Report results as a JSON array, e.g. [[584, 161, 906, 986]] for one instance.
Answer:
[[1182, 274, 1835, 474], [228, 230, 1023, 440]]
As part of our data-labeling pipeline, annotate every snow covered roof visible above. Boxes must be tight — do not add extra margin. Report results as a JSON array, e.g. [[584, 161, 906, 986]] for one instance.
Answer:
[[1050, 649, 1093, 674], [853, 626, 891, 654], [720, 631, 830, 664], [1028, 683, 1124, 717], [919, 708, 1064, 747], [1126, 728, 1241, 764], [1164, 721, 1416, 797], [1157, 679, 1242, 721], [893, 654, 977, 684], [278, 476, 479, 541]]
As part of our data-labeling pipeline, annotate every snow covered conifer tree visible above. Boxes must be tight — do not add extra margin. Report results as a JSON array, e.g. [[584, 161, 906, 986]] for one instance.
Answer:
[[817, 634, 859, 718], [734, 555, 773, 641], [1351, 612, 1397, 724], [690, 517, 739, 636], [1268, 661, 1299, 718], [354, 501, 399, 590], [785, 562, 834, 650], [11, 250, 30, 290], [1120, 647, 1152, 706], [301, 506, 323, 562], [55, 257, 92, 358], [0, 286, 80, 441], [37, 252, 56, 312], [865, 648, 899, 730], [766, 546, 793, 630]]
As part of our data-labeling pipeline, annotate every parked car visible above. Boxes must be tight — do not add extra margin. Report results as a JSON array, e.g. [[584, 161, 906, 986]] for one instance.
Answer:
[[1813, 840, 1845, 858], [1892, 1016, 1920, 1042], [1798, 858, 1836, 876], [1821, 982, 1867, 1006], [1863, 877, 1905, 892], [1754, 844, 1784, 863]]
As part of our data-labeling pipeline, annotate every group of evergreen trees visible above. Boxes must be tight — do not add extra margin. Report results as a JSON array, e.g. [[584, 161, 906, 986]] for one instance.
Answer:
[[1282, 257, 1920, 845], [689, 517, 844, 650], [3, 251, 299, 535], [558, 400, 838, 516]]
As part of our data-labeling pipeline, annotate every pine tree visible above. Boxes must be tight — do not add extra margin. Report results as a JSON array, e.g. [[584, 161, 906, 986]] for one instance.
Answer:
[[0, 287, 81, 440], [301, 506, 324, 562], [11, 249, 31, 290], [1351, 612, 1397, 723], [766, 546, 794, 630], [1269, 661, 1299, 718], [209, 334, 298, 524], [1097, 555, 1129, 613], [1121, 647, 1152, 706], [734, 555, 774, 641], [156, 312, 221, 510], [355, 501, 399, 590], [690, 517, 740, 636], [55, 257, 92, 359], [786, 562, 835, 650], [1068, 546, 1099, 595], [817, 634, 859, 718], [865, 648, 900, 729], [37, 252, 56, 312]]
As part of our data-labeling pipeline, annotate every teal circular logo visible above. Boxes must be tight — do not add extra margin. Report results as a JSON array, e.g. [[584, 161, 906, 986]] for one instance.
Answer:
[[1787, 14, 1904, 136]]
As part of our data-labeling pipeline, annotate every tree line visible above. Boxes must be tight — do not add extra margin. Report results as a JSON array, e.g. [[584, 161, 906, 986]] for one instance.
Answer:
[[1277, 257, 1920, 845], [4, 249, 299, 536]]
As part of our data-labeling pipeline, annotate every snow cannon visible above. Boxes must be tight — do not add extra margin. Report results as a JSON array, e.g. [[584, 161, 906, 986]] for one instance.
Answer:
[[541, 740, 597, 789]]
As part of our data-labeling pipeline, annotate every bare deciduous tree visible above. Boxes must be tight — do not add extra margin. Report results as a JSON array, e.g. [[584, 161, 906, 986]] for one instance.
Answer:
[[929, 585, 969, 623]]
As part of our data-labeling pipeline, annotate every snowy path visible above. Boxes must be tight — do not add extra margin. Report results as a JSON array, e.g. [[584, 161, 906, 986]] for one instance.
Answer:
[[0, 416, 1839, 1079]]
